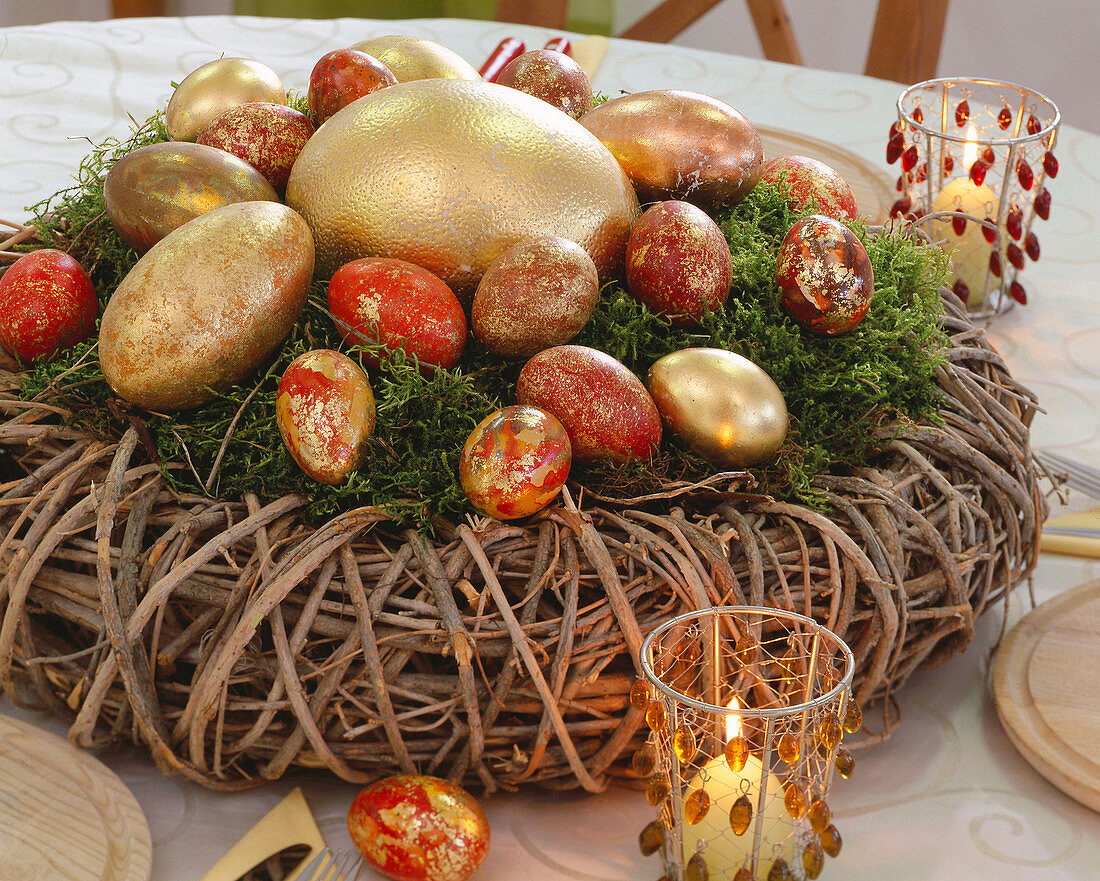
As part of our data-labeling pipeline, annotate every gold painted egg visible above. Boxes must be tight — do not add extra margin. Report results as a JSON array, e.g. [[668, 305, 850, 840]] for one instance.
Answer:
[[286, 78, 640, 297], [104, 141, 279, 254], [579, 89, 763, 209], [347, 35, 481, 83], [166, 57, 286, 142], [646, 348, 788, 467], [99, 201, 314, 412]]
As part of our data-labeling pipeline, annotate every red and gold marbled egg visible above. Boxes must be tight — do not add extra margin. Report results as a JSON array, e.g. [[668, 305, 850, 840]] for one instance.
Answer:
[[516, 345, 661, 464], [496, 49, 593, 119], [776, 215, 874, 336], [276, 349, 375, 485], [308, 48, 397, 124], [759, 155, 858, 221], [459, 405, 571, 520], [197, 102, 315, 195], [347, 774, 490, 881], [0, 249, 97, 362]]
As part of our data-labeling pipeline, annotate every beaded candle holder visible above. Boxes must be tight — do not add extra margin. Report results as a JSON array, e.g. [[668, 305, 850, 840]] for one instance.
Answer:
[[889, 77, 1060, 318], [633, 608, 857, 881]]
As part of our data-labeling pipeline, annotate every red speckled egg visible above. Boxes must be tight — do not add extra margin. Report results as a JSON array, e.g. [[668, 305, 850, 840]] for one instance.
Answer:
[[197, 102, 315, 195], [276, 349, 375, 485], [472, 236, 598, 360], [517, 345, 661, 464], [328, 257, 466, 370], [759, 155, 858, 221], [625, 200, 732, 326], [308, 48, 398, 124], [348, 774, 490, 881], [776, 215, 874, 336], [459, 404, 571, 520], [0, 249, 97, 362], [496, 49, 594, 119]]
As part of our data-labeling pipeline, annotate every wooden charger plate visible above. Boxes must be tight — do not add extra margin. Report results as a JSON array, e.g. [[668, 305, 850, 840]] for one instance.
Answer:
[[992, 577, 1100, 812], [0, 714, 152, 881], [757, 126, 895, 223]]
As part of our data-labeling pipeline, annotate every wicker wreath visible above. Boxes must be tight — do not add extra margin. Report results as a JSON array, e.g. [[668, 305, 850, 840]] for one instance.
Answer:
[[0, 288, 1044, 793]]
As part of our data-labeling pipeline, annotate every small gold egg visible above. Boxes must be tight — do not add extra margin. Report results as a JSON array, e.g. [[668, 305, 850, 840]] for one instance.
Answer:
[[348, 35, 481, 82], [166, 57, 285, 142]]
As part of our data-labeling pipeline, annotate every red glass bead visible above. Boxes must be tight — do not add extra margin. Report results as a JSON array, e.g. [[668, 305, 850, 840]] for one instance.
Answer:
[[981, 218, 997, 243], [1006, 206, 1024, 239], [890, 196, 912, 218], [989, 249, 1003, 277], [1027, 113, 1041, 136], [1007, 242, 1025, 270], [970, 160, 988, 186], [896, 175, 904, 192], [998, 106, 1012, 130], [889, 121, 902, 138], [886, 135, 904, 165], [1010, 280, 1027, 304], [1024, 231, 1040, 261], [913, 105, 924, 124], [981, 145, 995, 165], [910, 207, 927, 220], [1043, 151, 1059, 178], [943, 153, 954, 174], [951, 215, 967, 236], [1035, 187, 1052, 220], [1017, 160, 1034, 190], [955, 98, 970, 127], [913, 161, 927, 183], [952, 279, 970, 304], [902, 145, 918, 172]]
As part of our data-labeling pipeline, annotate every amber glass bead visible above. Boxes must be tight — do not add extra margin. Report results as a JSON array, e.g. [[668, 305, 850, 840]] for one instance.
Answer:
[[1007, 242, 1025, 271], [1043, 150, 1059, 178], [912, 105, 924, 124], [1017, 159, 1035, 190], [981, 145, 995, 165], [843, 699, 862, 734], [901, 145, 918, 173], [639, 819, 664, 856], [952, 279, 970, 305], [998, 105, 1012, 130], [955, 98, 970, 127], [951, 215, 967, 236], [821, 823, 843, 858], [674, 725, 697, 763], [646, 775, 671, 807], [645, 701, 667, 733], [784, 782, 808, 819], [834, 746, 856, 779], [734, 632, 757, 667], [725, 734, 750, 772], [807, 797, 831, 832], [633, 743, 657, 777], [630, 678, 650, 711], [729, 794, 754, 835], [686, 852, 709, 881], [734, 868, 754, 881], [777, 731, 800, 763], [818, 713, 843, 751], [685, 787, 711, 825], [802, 840, 825, 880], [1010, 280, 1028, 305], [969, 160, 988, 186], [1035, 187, 1052, 220], [1027, 113, 1041, 135], [767, 857, 794, 881], [1024, 231, 1041, 261], [989, 249, 1003, 278]]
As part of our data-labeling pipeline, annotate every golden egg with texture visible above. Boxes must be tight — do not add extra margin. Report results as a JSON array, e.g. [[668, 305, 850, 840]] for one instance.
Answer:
[[99, 201, 314, 412], [166, 57, 286, 142], [347, 35, 481, 82], [647, 348, 788, 467], [286, 78, 640, 298]]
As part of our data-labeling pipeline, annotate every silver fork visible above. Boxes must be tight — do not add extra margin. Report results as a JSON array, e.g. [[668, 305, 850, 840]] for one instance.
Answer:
[[295, 847, 364, 881], [1036, 449, 1100, 500]]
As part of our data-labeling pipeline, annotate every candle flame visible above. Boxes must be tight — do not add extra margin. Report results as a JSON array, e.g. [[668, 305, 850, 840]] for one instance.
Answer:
[[725, 697, 743, 741], [962, 124, 979, 167]]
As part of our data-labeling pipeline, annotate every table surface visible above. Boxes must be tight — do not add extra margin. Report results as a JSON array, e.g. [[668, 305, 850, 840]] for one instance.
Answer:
[[2, 14, 1099, 881]]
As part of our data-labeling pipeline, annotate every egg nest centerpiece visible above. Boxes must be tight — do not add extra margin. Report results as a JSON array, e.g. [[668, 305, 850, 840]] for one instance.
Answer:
[[0, 87, 1043, 793]]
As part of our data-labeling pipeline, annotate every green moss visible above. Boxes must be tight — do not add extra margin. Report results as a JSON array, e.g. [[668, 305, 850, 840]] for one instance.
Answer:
[[17, 114, 950, 527]]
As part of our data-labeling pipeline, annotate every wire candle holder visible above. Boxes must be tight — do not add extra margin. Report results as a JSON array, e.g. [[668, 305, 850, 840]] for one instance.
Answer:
[[633, 607, 857, 881], [889, 77, 1060, 319]]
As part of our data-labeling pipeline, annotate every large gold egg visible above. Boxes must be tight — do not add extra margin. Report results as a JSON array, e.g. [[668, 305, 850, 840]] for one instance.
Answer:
[[580, 90, 763, 209], [647, 348, 788, 467], [286, 78, 640, 297], [104, 142, 279, 254], [347, 35, 481, 82], [166, 58, 285, 142], [99, 202, 314, 412]]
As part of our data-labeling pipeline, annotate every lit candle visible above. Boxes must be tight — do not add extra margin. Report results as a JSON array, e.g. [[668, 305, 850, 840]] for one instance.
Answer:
[[931, 126, 997, 308], [681, 701, 794, 879]]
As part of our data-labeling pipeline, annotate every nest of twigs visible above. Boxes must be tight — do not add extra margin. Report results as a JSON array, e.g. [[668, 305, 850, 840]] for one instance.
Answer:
[[0, 283, 1045, 792]]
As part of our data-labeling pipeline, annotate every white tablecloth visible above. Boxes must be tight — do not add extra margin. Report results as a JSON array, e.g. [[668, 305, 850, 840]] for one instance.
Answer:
[[2, 15, 1099, 881]]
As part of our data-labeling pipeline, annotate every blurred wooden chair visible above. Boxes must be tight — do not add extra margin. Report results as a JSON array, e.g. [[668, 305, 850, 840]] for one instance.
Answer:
[[111, 1, 165, 16], [495, 0, 949, 84]]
